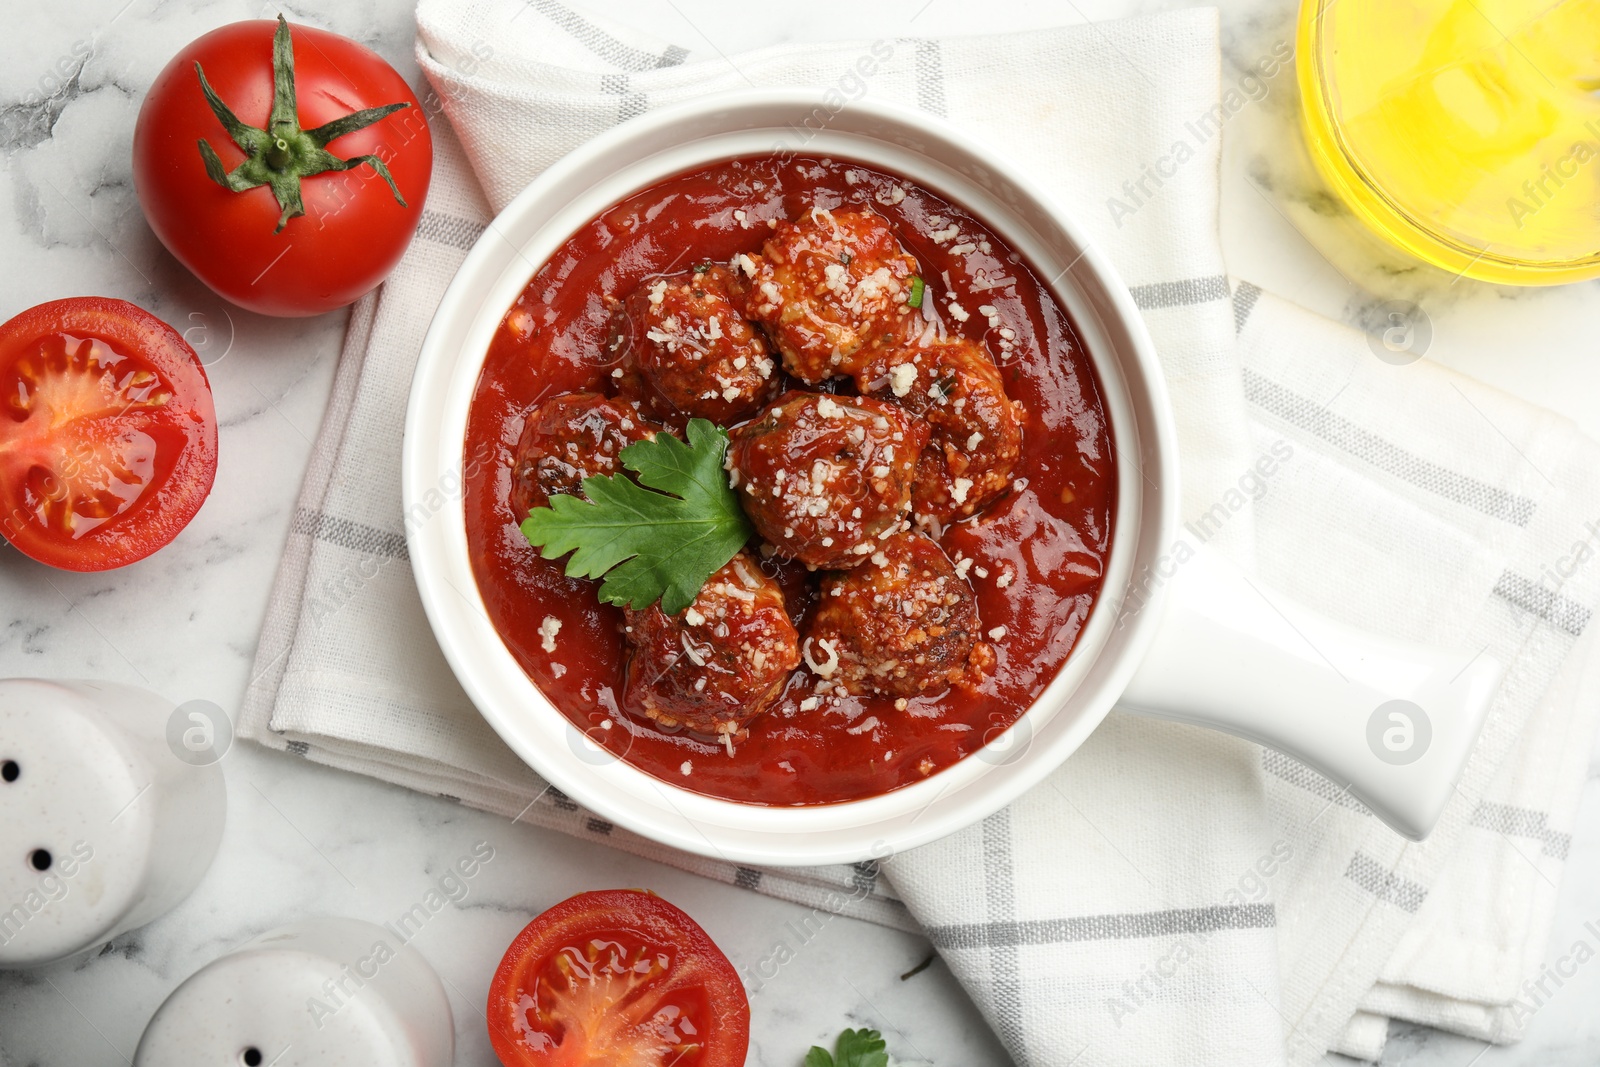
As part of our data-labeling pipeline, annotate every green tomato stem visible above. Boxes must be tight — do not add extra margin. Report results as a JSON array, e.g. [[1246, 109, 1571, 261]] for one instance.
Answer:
[[192, 14, 413, 232]]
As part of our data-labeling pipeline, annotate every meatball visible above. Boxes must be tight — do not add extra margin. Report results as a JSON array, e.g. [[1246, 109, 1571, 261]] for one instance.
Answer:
[[734, 208, 921, 383], [860, 339, 1024, 524], [623, 552, 800, 738], [509, 392, 663, 520], [804, 530, 992, 698], [728, 391, 930, 570], [610, 266, 779, 424]]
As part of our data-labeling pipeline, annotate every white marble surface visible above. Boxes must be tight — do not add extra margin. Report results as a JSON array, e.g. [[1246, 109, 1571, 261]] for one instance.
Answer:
[[0, 0, 1597, 1065]]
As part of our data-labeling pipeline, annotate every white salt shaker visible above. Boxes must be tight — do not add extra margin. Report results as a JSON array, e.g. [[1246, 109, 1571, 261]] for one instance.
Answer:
[[0, 678, 227, 969], [134, 917, 455, 1067]]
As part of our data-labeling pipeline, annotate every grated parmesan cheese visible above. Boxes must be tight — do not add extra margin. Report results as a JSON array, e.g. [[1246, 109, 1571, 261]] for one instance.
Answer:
[[803, 636, 840, 678], [888, 362, 917, 397], [681, 632, 707, 666], [539, 616, 562, 652]]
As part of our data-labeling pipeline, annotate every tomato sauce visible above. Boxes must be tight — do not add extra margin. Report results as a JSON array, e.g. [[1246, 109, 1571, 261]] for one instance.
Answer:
[[462, 156, 1115, 805]]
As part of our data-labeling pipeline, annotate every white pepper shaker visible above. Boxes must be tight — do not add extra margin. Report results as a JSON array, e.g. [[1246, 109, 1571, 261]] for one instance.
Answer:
[[0, 678, 227, 968], [134, 917, 456, 1067]]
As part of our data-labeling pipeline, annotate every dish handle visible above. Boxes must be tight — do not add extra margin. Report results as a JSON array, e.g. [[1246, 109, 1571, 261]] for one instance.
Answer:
[[1118, 541, 1502, 839]]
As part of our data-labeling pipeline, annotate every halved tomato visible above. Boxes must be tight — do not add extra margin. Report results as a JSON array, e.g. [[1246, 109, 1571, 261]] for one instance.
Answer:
[[0, 298, 218, 571], [487, 889, 750, 1067]]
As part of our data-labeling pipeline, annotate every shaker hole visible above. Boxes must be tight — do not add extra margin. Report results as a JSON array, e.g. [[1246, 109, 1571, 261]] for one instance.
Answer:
[[29, 849, 51, 871], [1, 760, 17, 782], [242, 1049, 264, 1066]]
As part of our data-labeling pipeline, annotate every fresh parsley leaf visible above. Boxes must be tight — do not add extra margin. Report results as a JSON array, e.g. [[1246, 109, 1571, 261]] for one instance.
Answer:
[[806, 1029, 889, 1067], [835, 1029, 889, 1067], [519, 419, 752, 615]]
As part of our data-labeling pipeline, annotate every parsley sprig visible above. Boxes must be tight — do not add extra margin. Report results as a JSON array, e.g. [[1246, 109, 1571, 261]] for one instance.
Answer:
[[520, 419, 752, 615], [805, 1029, 889, 1067]]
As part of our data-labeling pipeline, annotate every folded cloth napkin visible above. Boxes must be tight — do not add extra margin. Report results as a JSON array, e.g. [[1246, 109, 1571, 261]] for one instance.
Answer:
[[1232, 290, 1600, 1061], [238, 2, 1600, 1063]]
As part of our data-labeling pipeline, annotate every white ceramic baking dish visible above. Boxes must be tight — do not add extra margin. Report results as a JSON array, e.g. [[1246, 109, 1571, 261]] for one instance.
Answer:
[[404, 91, 1501, 866]]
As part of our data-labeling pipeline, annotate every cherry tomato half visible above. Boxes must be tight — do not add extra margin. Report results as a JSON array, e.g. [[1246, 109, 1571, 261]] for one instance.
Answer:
[[487, 889, 750, 1067], [133, 18, 431, 317], [0, 298, 218, 571]]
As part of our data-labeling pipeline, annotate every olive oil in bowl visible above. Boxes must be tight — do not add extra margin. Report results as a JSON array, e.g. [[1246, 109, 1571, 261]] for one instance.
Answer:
[[1299, 0, 1600, 285]]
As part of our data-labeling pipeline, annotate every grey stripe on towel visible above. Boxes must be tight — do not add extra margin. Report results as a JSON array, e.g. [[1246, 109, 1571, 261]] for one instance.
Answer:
[[1261, 749, 1370, 814], [929, 902, 1276, 951], [527, 0, 688, 71], [1233, 279, 1262, 332], [1492, 571, 1591, 637], [1345, 852, 1427, 913], [1244, 368, 1538, 526], [292, 508, 410, 562], [415, 211, 487, 251], [982, 808, 1029, 1065], [912, 39, 948, 117], [599, 72, 648, 123], [1472, 802, 1573, 860], [1129, 274, 1230, 310]]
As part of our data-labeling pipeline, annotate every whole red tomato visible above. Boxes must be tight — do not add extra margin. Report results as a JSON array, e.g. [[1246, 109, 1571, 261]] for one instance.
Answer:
[[133, 17, 432, 317]]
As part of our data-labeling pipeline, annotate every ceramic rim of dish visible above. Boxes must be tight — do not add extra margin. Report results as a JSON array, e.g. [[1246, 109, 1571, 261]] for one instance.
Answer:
[[403, 90, 1180, 867]]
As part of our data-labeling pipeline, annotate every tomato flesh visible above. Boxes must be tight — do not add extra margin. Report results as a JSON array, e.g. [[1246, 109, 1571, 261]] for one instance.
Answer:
[[0, 299, 217, 571], [520, 931, 707, 1065], [489, 890, 748, 1067]]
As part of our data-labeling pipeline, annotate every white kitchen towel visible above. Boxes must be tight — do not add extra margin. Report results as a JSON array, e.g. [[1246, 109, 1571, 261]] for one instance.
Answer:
[[234, 4, 1600, 1065], [1232, 287, 1600, 1060]]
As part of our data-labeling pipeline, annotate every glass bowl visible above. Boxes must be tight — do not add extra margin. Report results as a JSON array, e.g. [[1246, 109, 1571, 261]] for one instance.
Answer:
[[1298, 0, 1600, 285]]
